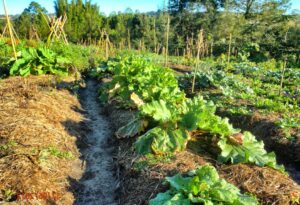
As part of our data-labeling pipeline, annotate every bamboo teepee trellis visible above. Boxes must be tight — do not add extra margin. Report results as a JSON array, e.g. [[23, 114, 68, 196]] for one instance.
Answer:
[[1, 0, 18, 59], [41, 12, 68, 45], [1, 23, 20, 41]]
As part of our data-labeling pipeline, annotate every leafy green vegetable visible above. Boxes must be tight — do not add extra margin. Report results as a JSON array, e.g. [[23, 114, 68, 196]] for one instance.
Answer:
[[150, 165, 259, 205], [9, 47, 70, 77], [39, 146, 73, 163], [98, 55, 284, 172], [98, 55, 185, 107], [135, 127, 190, 155], [150, 191, 190, 205], [218, 132, 286, 173], [115, 118, 148, 139], [181, 96, 239, 135], [141, 100, 173, 123]]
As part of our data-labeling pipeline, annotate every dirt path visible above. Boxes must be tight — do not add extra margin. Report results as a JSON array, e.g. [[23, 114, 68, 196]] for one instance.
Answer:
[[75, 80, 117, 205]]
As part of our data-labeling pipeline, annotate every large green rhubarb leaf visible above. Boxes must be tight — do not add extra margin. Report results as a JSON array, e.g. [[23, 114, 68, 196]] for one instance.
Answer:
[[150, 165, 259, 205], [180, 96, 239, 135], [115, 118, 147, 139], [218, 132, 285, 172], [166, 174, 191, 192], [134, 127, 190, 155], [140, 100, 172, 123], [149, 192, 190, 205]]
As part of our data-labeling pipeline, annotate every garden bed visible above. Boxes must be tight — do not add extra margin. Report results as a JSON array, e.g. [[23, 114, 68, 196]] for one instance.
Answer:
[[105, 103, 300, 205], [0, 76, 85, 204]]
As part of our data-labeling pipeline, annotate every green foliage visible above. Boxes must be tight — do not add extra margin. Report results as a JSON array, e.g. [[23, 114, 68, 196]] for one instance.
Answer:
[[54, 0, 103, 43], [140, 100, 174, 123], [39, 146, 73, 162], [181, 96, 239, 136], [9, 47, 70, 77], [179, 68, 254, 99], [218, 132, 285, 172], [99, 55, 185, 107], [276, 117, 300, 129], [99, 55, 284, 172], [135, 127, 190, 155], [115, 117, 148, 139], [15, 1, 49, 40], [133, 153, 174, 171], [3, 189, 15, 202], [10, 0, 300, 62], [149, 165, 259, 205], [0, 141, 17, 151], [50, 42, 104, 72], [134, 96, 237, 155]]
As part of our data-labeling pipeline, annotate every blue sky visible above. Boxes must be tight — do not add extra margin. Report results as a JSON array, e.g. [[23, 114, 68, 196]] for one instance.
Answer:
[[0, 0, 299, 15]]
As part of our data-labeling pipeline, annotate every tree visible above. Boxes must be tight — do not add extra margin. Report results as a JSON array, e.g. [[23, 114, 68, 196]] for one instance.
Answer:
[[54, 0, 103, 43], [15, 1, 49, 40]]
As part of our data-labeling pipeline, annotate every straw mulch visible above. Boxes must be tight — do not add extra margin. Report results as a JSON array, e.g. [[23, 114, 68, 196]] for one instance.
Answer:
[[0, 76, 84, 204]]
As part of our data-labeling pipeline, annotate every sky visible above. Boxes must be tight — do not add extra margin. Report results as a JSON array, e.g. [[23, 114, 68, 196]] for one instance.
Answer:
[[0, 0, 299, 15]]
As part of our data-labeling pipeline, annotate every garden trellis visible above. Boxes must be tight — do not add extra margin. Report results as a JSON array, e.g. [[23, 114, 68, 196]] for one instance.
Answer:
[[42, 13, 68, 45]]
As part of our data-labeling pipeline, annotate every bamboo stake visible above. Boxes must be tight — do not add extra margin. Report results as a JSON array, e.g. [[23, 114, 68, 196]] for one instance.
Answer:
[[227, 33, 232, 64], [1, 24, 7, 38], [60, 14, 68, 44], [127, 29, 131, 50], [279, 30, 289, 96], [211, 41, 214, 57], [153, 18, 157, 53], [41, 12, 51, 30], [157, 44, 161, 55], [3, 0, 17, 59], [191, 33, 194, 57], [165, 14, 170, 66], [138, 39, 142, 52], [105, 31, 110, 60], [11, 25, 20, 41], [186, 36, 189, 58], [32, 26, 40, 41], [192, 30, 203, 93], [279, 60, 287, 95]]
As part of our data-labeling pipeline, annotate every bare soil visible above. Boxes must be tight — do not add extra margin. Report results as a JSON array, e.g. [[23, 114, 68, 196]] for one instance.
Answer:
[[73, 79, 117, 205]]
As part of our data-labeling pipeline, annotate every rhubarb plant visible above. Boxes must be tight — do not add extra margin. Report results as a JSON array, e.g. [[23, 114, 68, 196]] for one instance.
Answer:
[[149, 165, 259, 205], [99, 55, 284, 172], [98, 55, 185, 108], [8, 47, 70, 77], [218, 132, 285, 172]]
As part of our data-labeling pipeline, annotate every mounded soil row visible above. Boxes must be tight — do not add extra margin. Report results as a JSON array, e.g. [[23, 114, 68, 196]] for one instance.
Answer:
[[104, 103, 300, 205], [0, 76, 85, 204]]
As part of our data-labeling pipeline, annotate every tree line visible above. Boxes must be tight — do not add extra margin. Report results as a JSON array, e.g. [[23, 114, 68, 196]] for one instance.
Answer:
[[1, 0, 299, 62]]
